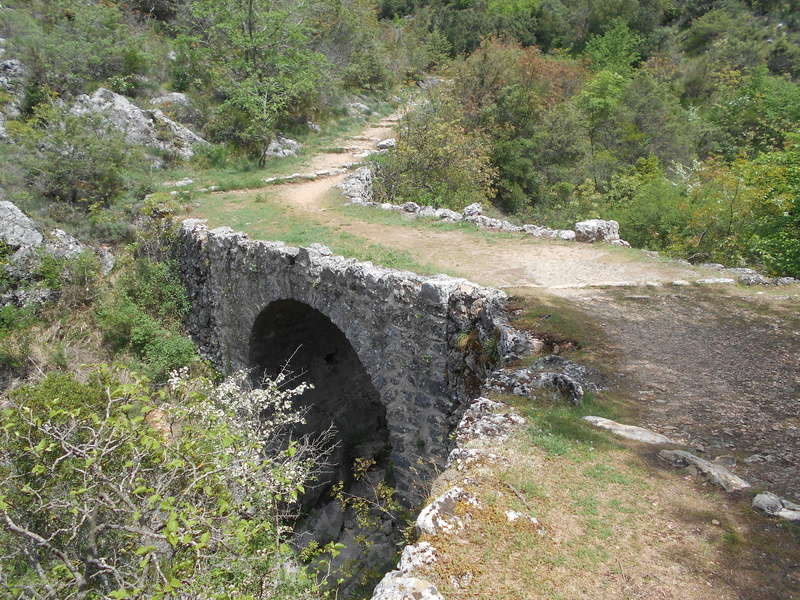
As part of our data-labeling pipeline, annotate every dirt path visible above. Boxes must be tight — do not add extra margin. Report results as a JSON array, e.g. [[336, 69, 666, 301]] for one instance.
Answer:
[[198, 114, 800, 501]]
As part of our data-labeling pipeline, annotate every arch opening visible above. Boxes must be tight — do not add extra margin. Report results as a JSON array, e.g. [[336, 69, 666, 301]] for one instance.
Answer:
[[249, 299, 390, 509]]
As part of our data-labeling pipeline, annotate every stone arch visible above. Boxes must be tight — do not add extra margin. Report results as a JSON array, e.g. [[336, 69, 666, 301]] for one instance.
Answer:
[[248, 299, 390, 507]]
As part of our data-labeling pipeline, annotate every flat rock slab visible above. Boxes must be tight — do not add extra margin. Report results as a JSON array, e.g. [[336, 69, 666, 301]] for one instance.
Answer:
[[583, 416, 672, 444], [658, 449, 751, 492], [752, 492, 800, 522]]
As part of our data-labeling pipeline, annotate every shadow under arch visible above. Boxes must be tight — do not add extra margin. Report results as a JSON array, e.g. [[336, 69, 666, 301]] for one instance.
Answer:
[[248, 299, 390, 507]]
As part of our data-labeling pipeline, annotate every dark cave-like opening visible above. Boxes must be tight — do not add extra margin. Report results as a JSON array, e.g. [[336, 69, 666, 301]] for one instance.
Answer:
[[248, 299, 391, 508]]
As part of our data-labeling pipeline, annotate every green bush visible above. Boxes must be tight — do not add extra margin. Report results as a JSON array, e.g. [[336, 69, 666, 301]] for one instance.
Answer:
[[371, 95, 497, 210], [9, 101, 147, 208], [96, 258, 196, 381], [3, 0, 165, 98]]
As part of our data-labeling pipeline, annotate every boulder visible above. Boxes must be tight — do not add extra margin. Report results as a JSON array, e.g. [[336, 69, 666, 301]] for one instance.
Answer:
[[557, 229, 577, 241], [44, 229, 85, 260], [0, 201, 44, 248], [377, 138, 397, 150], [337, 167, 374, 204], [371, 573, 444, 600], [658, 449, 750, 492], [72, 88, 207, 160], [455, 397, 525, 444], [434, 208, 461, 222], [346, 102, 371, 116], [416, 487, 480, 536], [264, 135, 301, 159], [574, 219, 620, 243], [397, 542, 437, 575], [752, 492, 800, 521], [462, 203, 483, 217], [485, 355, 605, 405], [402, 201, 421, 213]]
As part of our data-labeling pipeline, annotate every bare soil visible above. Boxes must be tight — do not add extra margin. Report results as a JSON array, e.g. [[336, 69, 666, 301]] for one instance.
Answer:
[[558, 286, 800, 500]]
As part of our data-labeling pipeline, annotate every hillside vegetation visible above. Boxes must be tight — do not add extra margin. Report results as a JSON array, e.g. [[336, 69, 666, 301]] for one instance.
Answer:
[[370, 0, 800, 277], [0, 2, 799, 600]]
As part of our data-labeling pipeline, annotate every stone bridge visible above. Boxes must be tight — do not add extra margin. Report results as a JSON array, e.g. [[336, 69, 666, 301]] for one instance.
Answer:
[[171, 220, 530, 502]]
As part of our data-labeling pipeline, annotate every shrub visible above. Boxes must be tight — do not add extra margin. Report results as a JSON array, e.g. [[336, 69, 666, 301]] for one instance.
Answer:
[[371, 95, 497, 210], [9, 101, 146, 208], [0, 366, 328, 598], [96, 258, 196, 381]]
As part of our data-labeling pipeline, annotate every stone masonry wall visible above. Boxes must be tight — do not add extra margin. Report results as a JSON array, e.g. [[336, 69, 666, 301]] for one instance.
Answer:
[[170, 219, 531, 503]]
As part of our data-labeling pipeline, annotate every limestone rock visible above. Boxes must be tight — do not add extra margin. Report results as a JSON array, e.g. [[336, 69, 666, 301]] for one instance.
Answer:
[[44, 229, 85, 260], [462, 203, 483, 217], [446, 447, 505, 470], [752, 492, 800, 521], [696, 277, 735, 285], [72, 88, 207, 160], [583, 416, 672, 444], [371, 573, 444, 600], [402, 202, 420, 213], [557, 229, 577, 241], [416, 487, 480, 536], [264, 135, 301, 159], [485, 355, 604, 405], [338, 167, 374, 205], [574, 219, 620, 243], [377, 138, 397, 150], [723, 267, 771, 286], [434, 208, 461, 222], [0, 201, 44, 248], [775, 277, 798, 286], [397, 542, 437, 574], [658, 449, 750, 492], [455, 397, 525, 444]]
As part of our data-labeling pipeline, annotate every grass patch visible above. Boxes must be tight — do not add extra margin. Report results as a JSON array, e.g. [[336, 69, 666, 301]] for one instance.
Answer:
[[189, 190, 439, 273]]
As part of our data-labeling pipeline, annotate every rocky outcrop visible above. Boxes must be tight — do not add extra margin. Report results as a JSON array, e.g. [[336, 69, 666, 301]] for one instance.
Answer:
[[72, 88, 207, 160], [376, 138, 397, 150], [0, 58, 27, 140], [416, 487, 481, 536], [0, 201, 44, 248], [347, 101, 371, 116], [484, 355, 605, 406], [0, 200, 114, 308], [752, 492, 800, 521], [372, 573, 444, 600]]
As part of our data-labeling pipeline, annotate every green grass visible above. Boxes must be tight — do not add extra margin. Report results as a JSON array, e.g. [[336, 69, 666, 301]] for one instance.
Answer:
[[190, 190, 440, 274]]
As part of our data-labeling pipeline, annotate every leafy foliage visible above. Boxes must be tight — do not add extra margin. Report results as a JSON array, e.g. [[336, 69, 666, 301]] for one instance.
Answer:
[[96, 259, 196, 382], [372, 94, 497, 210], [0, 367, 328, 599]]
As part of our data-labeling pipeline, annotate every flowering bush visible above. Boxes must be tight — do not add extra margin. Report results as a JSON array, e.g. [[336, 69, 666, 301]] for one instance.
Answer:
[[0, 366, 332, 599]]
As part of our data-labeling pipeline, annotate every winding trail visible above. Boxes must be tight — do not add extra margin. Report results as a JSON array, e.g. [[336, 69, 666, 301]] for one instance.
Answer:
[[194, 112, 800, 501]]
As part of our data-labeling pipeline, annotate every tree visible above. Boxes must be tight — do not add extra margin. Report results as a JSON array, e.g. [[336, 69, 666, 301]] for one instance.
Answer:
[[186, 0, 326, 163], [0, 367, 332, 599], [584, 19, 642, 74]]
